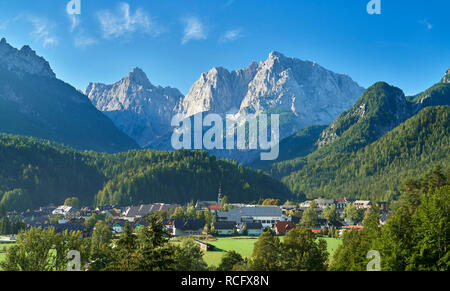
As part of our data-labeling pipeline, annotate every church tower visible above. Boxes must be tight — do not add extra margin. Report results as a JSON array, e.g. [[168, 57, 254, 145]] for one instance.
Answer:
[[217, 184, 223, 205]]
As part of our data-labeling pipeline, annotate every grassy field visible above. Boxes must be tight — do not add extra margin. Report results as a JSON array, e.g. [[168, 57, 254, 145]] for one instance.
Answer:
[[1, 237, 342, 270], [0, 243, 16, 270], [202, 236, 342, 267]]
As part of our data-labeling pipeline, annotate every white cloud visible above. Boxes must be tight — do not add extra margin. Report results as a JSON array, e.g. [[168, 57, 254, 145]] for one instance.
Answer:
[[219, 29, 243, 43], [181, 17, 207, 44], [419, 19, 433, 30], [29, 17, 58, 47], [0, 14, 58, 48], [74, 34, 97, 48], [69, 14, 80, 32], [97, 2, 160, 39]]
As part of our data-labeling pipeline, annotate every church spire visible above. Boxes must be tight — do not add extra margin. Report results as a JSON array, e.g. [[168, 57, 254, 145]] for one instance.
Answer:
[[217, 184, 223, 205]]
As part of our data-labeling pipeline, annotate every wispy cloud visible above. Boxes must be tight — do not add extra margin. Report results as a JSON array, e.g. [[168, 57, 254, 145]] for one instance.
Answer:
[[219, 29, 243, 43], [68, 14, 80, 32], [28, 16, 58, 47], [418, 19, 433, 30], [0, 14, 57, 48], [181, 17, 207, 44], [97, 2, 161, 39], [223, 0, 235, 8], [74, 34, 97, 48], [0, 19, 9, 30]]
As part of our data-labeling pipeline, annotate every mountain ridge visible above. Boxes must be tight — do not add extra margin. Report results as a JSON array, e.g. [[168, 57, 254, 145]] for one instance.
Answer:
[[0, 38, 139, 153]]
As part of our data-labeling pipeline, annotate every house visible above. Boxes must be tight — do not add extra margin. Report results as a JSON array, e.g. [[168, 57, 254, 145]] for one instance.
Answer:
[[213, 221, 236, 236], [218, 206, 286, 228], [299, 201, 311, 210], [194, 239, 215, 251], [110, 219, 127, 234], [314, 199, 335, 210], [163, 219, 205, 236], [52, 206, 78, 217], [245, 222, 263, 236], [354, 200, 372, 209], [123, 203, 179, 222], [334, 199, 348, 210], [379, 211, 389, 225], [208, 205, 223, 211], [273, 221, 296, 235], [33, 223, 87, 238], [163, 219, 175, 235], [195, 201, 219, 210]]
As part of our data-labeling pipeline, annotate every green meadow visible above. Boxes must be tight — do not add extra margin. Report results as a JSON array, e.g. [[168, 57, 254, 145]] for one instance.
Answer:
[[0, 243, 16, 270], [0, 237, 342, 269], [202, 236, 341, 267]]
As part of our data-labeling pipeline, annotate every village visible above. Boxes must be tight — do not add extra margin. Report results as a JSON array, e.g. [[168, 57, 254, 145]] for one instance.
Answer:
[[0, 187, 390, 247]]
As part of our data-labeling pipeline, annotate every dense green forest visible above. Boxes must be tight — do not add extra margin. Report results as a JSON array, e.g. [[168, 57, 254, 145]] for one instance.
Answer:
[[0, 135, 292, 210], [264, 82, 416, 179], [94, 150, 293, 206], [248, 125, 327, 170], [279, 106, 449, 201], [330, 167, 449, 271]]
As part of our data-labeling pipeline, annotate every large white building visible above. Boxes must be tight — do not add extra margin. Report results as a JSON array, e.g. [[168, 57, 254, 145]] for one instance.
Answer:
[[218, 206, 287, 228]]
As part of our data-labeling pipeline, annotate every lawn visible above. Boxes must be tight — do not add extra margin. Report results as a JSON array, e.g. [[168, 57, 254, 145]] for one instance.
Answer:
[[202, 236, 342, 267], [0, 243, 16, 270]]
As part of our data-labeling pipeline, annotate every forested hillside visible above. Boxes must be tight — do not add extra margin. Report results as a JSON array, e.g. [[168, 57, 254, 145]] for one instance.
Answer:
[[248, 125, 327, 170], [280, 106, 450, 201], [0, 135, 292, 210], [94, 150, 293, 205]]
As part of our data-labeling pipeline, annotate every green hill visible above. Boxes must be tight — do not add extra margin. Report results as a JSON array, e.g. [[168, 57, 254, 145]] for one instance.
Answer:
[[248, 125, 327, 171], [0, 134, 293, 210], [280, 106, 450, 201]]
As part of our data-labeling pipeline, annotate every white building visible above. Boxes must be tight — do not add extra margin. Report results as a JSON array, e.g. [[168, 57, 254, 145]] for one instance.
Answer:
[[218, 206, 286, 228], [314, 199, 335, 210], [52, 206, 77, 217], [354, 200, 372, 209]]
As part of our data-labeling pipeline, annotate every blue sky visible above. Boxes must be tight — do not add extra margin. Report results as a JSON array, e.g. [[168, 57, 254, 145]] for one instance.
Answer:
[[0, 0, 449, 95]]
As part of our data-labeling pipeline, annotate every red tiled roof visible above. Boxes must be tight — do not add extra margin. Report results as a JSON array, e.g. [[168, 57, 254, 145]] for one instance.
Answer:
[[208, 205, 222, 210], [274, 221, 296, 234]]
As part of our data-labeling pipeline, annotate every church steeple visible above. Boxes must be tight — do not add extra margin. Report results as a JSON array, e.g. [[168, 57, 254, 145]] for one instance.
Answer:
[[217, 184, 223, 205]]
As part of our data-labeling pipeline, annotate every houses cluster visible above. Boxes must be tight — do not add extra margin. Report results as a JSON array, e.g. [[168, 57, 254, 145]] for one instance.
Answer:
[[209, 198, 390, 237], [4, 195, 390, 239], [7, 203, 181, 237]]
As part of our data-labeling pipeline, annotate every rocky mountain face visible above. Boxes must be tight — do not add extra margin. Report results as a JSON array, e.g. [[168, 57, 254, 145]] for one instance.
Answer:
[[317, 82, 414, 150], [441, 68, 450, 84], [85, 68, 183, 147], [0, 38, 139, 153], [181, 51, 365, 135], [0, 38, 55, 78], [87, 52, 364, 163], [317, 68, 450, 152]]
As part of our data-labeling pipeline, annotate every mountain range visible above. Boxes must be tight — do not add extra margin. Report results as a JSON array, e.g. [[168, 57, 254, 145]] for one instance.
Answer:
[[85, 51, 365, 163], [0, 38, 139, 153], [0, 37, 448, 206], [264, 70, 450, 200]]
